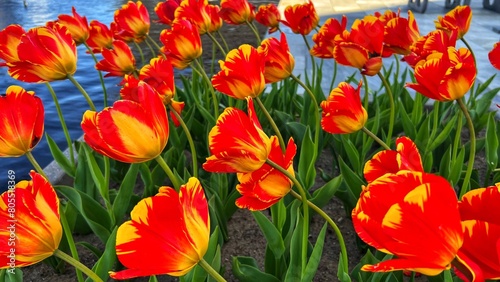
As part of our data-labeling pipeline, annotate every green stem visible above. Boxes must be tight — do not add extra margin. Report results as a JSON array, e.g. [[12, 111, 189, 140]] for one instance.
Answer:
[[59, 206, 84, 282], [143, 37, 156, 57], [83, 42, 108, 107], [168, 104, 198, 178], [53, 249, 103, 282], [207, 32, 227, 57], [198, 258, 227, 282], [457, 98, 475, 198], [289, 189, 349, 274], [45, 83, 75, 167], [302, 35, 316, 86], [155, 155, 181, 190], [290, 73, 320, 149], [194, 59, 219, 118], [377, 72, 395, 146], [245, 20, 261, 45], [266, 159, 309, 273], [362, 75, 369, 110], [452, 110, 463, 163], [216, 30, 229, 54], [361, 127, 391, 150], [25, 151, 48, 180], [255, 97, 286, 152], [146, 34, 163, 54], [67, 75, 96, 111], [133, 41, 145, 66], [461, 38, 477, 71], [425, 101, 440, 156], [102, 156, 115, 225], [329, 61, 338, 93]]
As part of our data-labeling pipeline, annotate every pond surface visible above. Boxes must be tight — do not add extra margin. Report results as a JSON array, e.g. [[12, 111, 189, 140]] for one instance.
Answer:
[[0, 0, 151, 190]]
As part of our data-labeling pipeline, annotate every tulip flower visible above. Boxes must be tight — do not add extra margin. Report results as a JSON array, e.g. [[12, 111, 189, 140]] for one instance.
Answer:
[[81, 83, 169, 163], [352, 171, 463, 275], [5, 24, 77, 83], [203, 98, 272, 173], [333, 15, 385, 75], [0, 24, 25, 66], [378, 10, 420, 56], [403, 29, 457, 68], [95, 40, 136, 77], [85, 20, 114, 53], [456, 185, 500, 280], [159, 19, 202, 69], [219, 0, 255, 25], [175, 0, 223, 34], [435, 5, 472, 39], [113, 1, 150, 43], [489, 42, 500, 70], [212, 44, 265, 99], [406, 46, 476, 101], [320, 81, 367, 134], [364, 136, 423, 183], [236, 137, 296, 211], [0, 171, 61, 268], [280, 1, 319, 35], [56, 7, 89, 45], [110, 177, 209, 279], [310, 16, 347, 59], [258, 33, 295, 84], [0, 86, 44, 157], [155, 0, 182, 26], [255, 3, 280, 34]]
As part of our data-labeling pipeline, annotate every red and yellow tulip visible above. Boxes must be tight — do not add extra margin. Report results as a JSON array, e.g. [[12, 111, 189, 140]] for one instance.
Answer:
[[403, 29, 457, 68], [281, 1, 319, 35], [212, 44, 265, 99], [0, 171, 61, 268], [0, 86, 44, 157], [95, 40, 136, 77], [236, 137, 296, 211], [258, 33, 295, 84], [113, 1, 150, 43], [435, 5, 472, 39], [310, 16, 347, 59], [489, 41, 500, 70], [6, 24, 77, 83], [56, 7, 89, 45], [378, 10, 420, 56], [320, 81, 367, 134], [85, 20, 114, 53], [406, 46, 476, 101], [456, 185, 500, 280], [255, 4, 280, 34], [81, 83, 169, 163], [175, 0, 223, 34], [160, 19, 202, 70], [0, 24, 25, 66], [110, 177, 209, 279], [203, 98, 272, 173], [155, 0, 182, 26], [219, 0, 255, 25], [364, 136, 423, 183], [352, 171, 463, 275]]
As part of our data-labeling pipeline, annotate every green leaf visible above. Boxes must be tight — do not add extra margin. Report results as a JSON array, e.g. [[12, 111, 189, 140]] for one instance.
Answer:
[[303, 223, 328, 282], [341, 135, 361, 173], [232, 256, 280, 282], [297, 127, 317, 190], [486, 112, 498, 171], [286, 122, 306, 147], [55, 185, 111, 243], [0, 268, 23, 282], [338, 157, 364, 197], [310, 175, 342, 208], [427, 114, 457, 152], [86, 227, 117, 282], [82, 144, 106, 198], [449, 148, 465, 187], [284, 212, 303, 282], [398, 100, 416, 140], [45, 133, 75, 177], [112, 163, 140, 224], [337, 253, 352, 282], [252, 211, 285, 259]]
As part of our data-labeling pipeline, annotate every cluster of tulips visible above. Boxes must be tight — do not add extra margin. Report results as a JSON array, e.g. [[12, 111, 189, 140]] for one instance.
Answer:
[[1, 0, 500, 281]]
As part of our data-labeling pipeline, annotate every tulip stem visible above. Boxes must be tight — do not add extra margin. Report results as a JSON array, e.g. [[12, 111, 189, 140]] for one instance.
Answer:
[[216, 30, 229, 54], [45, 82, 75, 168], [362, 75, 369, 110], [133, 41, 145, 66], [245, 20, 261, 45], [266, 159, 309, 273], [361, 127, 391, 151], [289, 189, 349, 274], [83, 42, 108, 107], [457, 98, 475, 198], [194, 59, 219, 118], [168, 104, 198, 178], [59, 206, 84, 282], [207, 32, 227, 58], [25, 151, 48, 180], [146, 34, 163, 54], [155, 155, 181, 190], [302, 34, 317, 86], [377, 72, 395, 147], [67, 75, 96, 111], [143, 38, 156, 58], [53, 249, 103, 282], [198, 258, 227, 282], [461, 38, 477, 72], [255, 97, 286, 152]]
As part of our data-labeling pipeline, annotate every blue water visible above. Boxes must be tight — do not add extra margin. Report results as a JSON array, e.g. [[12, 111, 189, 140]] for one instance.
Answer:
[[0, 0, 131, 190]]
